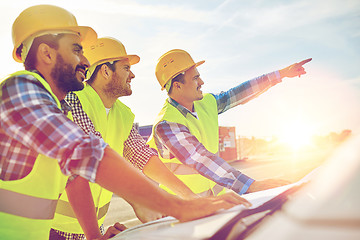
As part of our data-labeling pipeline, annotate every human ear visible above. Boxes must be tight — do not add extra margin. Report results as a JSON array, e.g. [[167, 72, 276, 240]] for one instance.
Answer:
[[100, 64, 111, 79], [173, 82, 181, 89], [37, 43, 55, 65]]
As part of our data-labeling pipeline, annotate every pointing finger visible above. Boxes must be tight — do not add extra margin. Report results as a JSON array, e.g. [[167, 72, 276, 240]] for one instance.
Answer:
[[298, 58, 312, 66]]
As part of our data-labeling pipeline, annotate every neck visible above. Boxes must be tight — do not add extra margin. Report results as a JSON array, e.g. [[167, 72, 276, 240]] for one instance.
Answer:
[[36, 68, 66, 101], [170, 95, 194, 112], [90, 82, 116, 108]]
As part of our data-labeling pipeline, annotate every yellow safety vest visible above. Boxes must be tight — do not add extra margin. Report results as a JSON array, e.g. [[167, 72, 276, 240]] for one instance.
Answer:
[[52, 84, 134, 233], [0, 71, 68, 240], [148, 94, 225, 197]]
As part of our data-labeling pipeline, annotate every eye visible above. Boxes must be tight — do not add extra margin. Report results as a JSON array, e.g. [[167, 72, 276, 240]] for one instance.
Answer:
[[73, 46, 83, 54]]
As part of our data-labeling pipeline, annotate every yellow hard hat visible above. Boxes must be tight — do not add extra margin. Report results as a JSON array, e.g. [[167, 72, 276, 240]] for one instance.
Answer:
[[84, 37, 140, 79], [155, 49, 204, 90], [12, 4, 97, 62]]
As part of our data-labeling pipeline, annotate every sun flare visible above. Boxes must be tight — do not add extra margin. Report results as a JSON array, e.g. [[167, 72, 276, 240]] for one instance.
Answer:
[[279, 120, 315, 150]]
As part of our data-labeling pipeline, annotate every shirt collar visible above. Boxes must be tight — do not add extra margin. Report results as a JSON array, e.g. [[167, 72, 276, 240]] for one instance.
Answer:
[[168, 97, 198, 119], [60, 99, 72, 115]]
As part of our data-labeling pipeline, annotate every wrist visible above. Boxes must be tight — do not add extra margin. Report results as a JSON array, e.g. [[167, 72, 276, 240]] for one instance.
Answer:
[[165, 196, 186, 219], [278, 68, 285, 79]]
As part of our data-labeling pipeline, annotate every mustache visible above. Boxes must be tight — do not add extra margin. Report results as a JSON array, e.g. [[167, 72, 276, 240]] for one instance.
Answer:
[[75, 65, 86, 72]]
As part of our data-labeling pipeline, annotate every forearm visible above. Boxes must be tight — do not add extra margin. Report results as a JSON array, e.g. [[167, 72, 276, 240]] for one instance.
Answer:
[[143, 156, 198, 199], [95, 146, 183, 218], [215, 71, 281, 114], [156, 122, 253, 194], [66, 176, 102, 239]]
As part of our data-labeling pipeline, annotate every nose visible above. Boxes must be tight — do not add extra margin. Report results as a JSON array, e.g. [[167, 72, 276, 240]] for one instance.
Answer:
[[80, 53, 90, 69], [130, 70, 135, 79], [199, 77, 204, 85]]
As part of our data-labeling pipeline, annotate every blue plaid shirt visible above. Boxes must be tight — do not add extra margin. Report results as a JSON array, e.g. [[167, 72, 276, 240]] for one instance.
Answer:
[[154, 71, 282, 194], [0, 71, 107, 182]]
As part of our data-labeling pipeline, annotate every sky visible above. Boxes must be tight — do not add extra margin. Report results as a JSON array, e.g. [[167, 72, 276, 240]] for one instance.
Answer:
[[1, 0, 359, 139]]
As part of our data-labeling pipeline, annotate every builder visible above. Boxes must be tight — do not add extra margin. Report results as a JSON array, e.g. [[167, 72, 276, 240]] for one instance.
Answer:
[[0, 6, 250, 240], [148, 49, 311, 197]]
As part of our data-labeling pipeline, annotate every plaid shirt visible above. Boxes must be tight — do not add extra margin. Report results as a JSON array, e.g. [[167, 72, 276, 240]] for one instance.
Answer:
[[0, 71, 107, 182], [66, 91, 157, 171], [154, 71, 282, 194]]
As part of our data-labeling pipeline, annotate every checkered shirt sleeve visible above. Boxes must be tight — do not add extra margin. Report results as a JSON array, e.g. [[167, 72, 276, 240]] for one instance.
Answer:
[[0, 74, 106, 182], [215, 71, 281, 114], [123, 127, 158, 170], [154, 121, 254, 194]]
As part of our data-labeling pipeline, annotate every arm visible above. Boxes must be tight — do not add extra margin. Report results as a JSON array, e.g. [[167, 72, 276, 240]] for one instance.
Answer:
[[0, 76, 105, 181], [154, 121, 254, 194], [215, 71, 282, 114], [124, 127, 197, 199], [65, 176, 102, 239], [95, 146, 251, 222], [143, 155, 198, 199], [215, 58, 312, 114], [155, 122, 290, 194]]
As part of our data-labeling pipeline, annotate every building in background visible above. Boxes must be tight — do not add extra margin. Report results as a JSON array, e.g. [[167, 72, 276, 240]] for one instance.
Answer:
[[219, 126, 237, 162], [137, 124, 153, 142]]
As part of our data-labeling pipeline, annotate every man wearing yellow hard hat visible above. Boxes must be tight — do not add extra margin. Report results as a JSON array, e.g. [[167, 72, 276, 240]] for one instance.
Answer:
[[50, 37, 199, 239], [148, 49, 312, 197], [0, 5, 250, 240]]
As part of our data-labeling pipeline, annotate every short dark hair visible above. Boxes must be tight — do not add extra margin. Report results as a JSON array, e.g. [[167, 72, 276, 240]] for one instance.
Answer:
[[86, 61, 117, 85], [168, 73, 185, 94], [22, 34, 65, 70]]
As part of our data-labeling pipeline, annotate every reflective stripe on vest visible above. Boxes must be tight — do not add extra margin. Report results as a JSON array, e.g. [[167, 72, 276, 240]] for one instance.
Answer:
[[148, 94, 225, 196], [55, 199, 110, 220], [52, 84, 134, 233], [0, 71, 68, 240], [0, 189, 58, 219]]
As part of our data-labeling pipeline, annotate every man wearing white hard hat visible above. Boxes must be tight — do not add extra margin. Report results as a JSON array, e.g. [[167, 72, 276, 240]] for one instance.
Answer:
[[0, 6, 250, 240], [148, 49, 311, 197], [50, 37, 200, 240]]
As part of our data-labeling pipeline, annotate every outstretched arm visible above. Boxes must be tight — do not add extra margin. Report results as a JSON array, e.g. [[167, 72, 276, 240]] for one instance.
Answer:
[[95, 146, 251, 222], [215, 58, 312, 114]]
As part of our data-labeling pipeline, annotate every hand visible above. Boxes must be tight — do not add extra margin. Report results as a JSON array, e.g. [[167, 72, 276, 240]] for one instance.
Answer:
[[131, 202, 166, 223], [279, 58, 312, 79], [96, 222, 127, 239], [175, 192, 251, 222], [246, 179, 291, 193]]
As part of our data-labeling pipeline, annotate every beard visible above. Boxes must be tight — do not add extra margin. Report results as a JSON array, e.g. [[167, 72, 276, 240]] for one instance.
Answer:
[[103, 71, 132, 99], [51, 54, 85, 93]]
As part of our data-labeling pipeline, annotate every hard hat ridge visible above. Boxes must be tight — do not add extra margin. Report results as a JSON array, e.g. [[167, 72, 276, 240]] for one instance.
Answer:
[[155, 49, 204, 91]]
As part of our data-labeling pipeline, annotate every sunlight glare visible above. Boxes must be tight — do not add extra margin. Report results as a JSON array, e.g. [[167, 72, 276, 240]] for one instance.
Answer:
[[279, 120, 315, 150]]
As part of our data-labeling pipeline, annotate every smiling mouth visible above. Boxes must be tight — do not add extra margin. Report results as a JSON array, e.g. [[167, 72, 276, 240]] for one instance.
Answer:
[[76, 69, 86, 80]]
